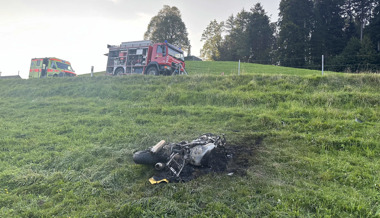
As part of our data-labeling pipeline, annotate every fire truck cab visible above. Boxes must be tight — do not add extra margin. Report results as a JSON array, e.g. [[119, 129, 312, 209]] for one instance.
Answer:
[[29, 57, 76, 78], [106, 40, 187, 75]]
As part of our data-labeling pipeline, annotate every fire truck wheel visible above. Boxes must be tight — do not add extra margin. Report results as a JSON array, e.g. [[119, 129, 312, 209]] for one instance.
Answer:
[[115, 67, 124, 75], [146, 66, 158, 76]]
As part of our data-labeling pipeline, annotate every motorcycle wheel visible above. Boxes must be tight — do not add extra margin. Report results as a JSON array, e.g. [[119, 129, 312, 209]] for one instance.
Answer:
[[133, 150, 163, 165]]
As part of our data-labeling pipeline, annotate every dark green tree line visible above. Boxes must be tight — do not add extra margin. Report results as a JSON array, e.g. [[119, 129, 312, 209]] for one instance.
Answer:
[[201, 3, 274, 63], [200, 0, 380, 72]]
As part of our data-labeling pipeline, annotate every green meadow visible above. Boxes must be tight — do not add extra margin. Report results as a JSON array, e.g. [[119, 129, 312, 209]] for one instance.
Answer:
[[0, 61, 379, 217]]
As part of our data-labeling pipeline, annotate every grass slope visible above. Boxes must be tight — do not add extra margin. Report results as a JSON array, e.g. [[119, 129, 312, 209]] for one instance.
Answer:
[[81, 61, 337, 77], [186, 61, 336, 76], [1, 62, 380, 217]]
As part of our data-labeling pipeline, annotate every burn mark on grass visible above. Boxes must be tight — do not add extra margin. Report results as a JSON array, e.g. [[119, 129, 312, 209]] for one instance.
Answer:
[[155, 135, 264, 182]]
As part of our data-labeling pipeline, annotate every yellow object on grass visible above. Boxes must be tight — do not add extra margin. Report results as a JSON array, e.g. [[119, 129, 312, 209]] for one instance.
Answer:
[[149, 176, 169, 184]]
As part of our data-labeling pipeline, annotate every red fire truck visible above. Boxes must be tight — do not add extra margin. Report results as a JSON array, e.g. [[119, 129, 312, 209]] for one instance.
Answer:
[[105, 40, 187, 75], [29, 57, 76, 78]]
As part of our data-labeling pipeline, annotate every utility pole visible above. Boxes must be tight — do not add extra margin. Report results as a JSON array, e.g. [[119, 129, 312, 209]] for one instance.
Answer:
[[187, 40, 191, 57], [322, 55, 324, 76]]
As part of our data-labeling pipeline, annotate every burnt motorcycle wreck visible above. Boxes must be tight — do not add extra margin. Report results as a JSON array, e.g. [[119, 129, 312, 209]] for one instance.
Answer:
[[133, 134, 231, 184]]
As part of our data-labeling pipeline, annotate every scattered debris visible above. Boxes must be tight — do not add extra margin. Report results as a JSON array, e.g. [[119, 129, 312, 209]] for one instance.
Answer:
[[355, 117, 364, 123], [133, 134, 252, 183]]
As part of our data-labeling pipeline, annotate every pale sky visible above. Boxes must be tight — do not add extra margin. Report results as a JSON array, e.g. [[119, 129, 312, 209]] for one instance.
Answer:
[[0, 0, 280, 78]]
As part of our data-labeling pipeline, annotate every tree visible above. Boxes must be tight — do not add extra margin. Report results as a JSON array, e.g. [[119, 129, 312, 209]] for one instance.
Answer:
[[358, 36, 376, 69], [341, 37, 361, 71], [278, 0, 314, 67], [331, 36, 377, 72], [200, 20, 224, 60], [367, 1, 380, 52], [310, 0, 346, 65], [201, 4, 275, 63], [342, 0, 377, 42], [352, 0, 377, 41], [225, 14, 235, 34], [341, 0, 359, 41], [247, 3, 275, 64], [218, 10, 251, 62], [216, 14, 240, 61], [144, 5, 190, 50]]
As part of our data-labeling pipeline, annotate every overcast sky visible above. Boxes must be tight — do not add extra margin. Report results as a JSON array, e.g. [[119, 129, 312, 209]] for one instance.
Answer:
[[0, 0, 280, 78]]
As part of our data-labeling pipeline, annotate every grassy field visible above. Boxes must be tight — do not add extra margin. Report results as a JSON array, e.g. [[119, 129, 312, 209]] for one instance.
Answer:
[[86, 61, 337, 77], [186, 61, 337, 76], [1, 61, 380, 217]]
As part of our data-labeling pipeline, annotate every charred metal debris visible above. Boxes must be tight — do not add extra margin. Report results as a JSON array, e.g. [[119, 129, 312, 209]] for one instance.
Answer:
[[133, 134, 239, 184]]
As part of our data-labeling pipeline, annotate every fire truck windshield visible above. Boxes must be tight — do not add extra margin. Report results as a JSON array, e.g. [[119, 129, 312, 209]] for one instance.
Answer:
[[168, 47, 184, 61], [56, 62, 74, 72]]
